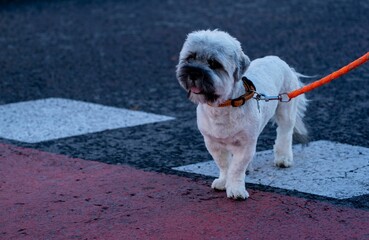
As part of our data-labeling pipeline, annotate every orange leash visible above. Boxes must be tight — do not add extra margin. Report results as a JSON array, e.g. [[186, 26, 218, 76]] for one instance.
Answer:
[[287, 52, 369, 100]]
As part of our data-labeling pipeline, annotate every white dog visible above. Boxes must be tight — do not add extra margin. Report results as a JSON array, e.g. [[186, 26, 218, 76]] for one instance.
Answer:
[[176, 30, 308, 199]]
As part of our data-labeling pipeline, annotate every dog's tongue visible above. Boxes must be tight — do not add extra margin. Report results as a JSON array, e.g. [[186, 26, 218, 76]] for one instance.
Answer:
[[190, 87, 202, 94]]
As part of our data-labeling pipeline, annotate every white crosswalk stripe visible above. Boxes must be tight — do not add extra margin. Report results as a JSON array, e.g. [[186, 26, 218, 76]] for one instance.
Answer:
[[0, 98, 174, 143]]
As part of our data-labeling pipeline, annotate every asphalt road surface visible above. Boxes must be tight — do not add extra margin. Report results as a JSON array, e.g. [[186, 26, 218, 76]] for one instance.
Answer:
[[0, 0, 369, 239]]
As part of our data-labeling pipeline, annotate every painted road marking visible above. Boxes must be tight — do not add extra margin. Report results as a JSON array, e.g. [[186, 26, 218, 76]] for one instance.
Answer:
[[0, 98, 174, 143], [173, 140, 369, 199]]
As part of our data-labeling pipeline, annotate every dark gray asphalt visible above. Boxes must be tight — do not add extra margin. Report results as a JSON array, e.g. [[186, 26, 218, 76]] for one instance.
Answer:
[[1, 0, 368, 208]]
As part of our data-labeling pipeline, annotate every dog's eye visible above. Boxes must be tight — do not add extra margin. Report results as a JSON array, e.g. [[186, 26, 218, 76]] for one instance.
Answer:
[[186, 52, 197, 61], [208, 59, 222, 69]]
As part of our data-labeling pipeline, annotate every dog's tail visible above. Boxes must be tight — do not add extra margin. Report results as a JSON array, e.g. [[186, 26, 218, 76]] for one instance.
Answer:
[[291, 69, 310, 145]]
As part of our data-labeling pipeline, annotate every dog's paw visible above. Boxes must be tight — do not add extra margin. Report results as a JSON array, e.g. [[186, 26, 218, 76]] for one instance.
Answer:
[[274, 156, 293, 168], [226, 183, 249, 200], [211, 178, 226, 191]]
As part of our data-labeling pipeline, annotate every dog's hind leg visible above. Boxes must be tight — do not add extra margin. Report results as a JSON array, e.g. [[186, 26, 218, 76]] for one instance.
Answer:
[[273, 100, 297, 168], [274, 67, 308, 167]]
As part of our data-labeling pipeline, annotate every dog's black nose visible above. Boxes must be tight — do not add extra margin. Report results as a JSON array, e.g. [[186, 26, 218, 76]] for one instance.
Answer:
[[189, 71, 202, 81]]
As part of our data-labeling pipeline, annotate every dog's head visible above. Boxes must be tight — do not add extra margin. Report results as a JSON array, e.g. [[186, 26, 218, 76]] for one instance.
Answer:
[[176, 30, 250, 105]]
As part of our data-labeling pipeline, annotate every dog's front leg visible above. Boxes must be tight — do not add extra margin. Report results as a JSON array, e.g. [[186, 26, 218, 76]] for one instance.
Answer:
[[226, 140, 257, 200], [204, 138, 231, 191]]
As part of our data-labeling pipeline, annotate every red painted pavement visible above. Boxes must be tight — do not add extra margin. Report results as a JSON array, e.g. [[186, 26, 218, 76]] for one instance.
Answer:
[[1, 143, 368, 240]]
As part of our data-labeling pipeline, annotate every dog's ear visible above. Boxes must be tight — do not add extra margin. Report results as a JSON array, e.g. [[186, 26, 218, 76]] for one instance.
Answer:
[[233, 52, 250, 82]]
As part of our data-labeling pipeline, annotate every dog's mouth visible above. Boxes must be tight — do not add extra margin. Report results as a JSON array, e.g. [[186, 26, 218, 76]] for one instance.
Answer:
[[186, 86, 219, 103], [189, 86, 203, 94], [187, 87, 203, 98]]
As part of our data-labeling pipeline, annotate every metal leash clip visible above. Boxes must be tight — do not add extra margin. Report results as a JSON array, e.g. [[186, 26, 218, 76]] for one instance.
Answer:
[[253, 92, 291, 102], [253, 92, 291, 112]]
